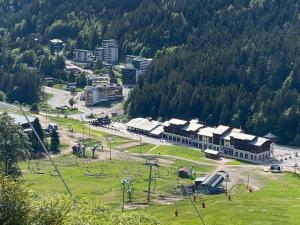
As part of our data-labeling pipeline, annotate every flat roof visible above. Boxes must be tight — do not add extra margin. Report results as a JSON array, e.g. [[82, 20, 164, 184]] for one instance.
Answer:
[[8, 114, 36, 125], [149, 125, 164, 136], [204, 149, 220, 155], [213, 125, 231, 135], [249, 137, 270, 146], [168, 118, 187, 126], [126, 118, 160, 132], [198, 127, 215, 137], [50, 39, 63, 44]]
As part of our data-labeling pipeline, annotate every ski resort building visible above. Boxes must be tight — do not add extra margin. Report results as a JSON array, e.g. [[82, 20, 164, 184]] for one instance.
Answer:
[[125, 117, 273, 163]]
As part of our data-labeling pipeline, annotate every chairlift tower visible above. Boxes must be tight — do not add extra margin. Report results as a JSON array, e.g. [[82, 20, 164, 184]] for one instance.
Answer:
[[145, 157, 159, 203]]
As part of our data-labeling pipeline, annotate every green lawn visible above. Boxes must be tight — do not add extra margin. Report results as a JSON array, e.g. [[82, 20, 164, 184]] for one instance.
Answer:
[[20, 151, 300, 224], [20, 154, 214, 209], [126, 143, 156, 153], [151, 145, 214, 163], [134, 173, 300, 225], [50, 117, 133, 149], [52, 83, 66, 90], [225, 159, 247, 165]]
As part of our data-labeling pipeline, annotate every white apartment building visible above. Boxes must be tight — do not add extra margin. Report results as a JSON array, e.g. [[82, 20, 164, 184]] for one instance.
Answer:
[[95, 47, 103, 61], [84, 84, 122, 106], [126, 55, 153, 82], [73, 49, 94, 62], [102, 39, 118, 64]]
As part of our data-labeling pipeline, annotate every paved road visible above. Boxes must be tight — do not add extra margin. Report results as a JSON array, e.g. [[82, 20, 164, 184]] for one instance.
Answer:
[[65, 60, 93, 74], [43, 86, 71, 109], [0, 101, 18, 111]]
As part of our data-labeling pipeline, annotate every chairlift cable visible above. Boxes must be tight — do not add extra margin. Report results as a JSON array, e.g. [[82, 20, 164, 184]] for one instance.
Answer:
[[16, 102, 76, 204], [181, 185, 206, 225]]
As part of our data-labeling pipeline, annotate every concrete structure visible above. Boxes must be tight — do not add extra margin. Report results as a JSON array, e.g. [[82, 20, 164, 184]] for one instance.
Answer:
[[87, 74, 110, 86], [127, 116, 273, 163], [8, 113, 36, 129], [84, 84, 122, 106], [121, 64, 137, 85], [125, 118, 161, 135], [73, 49, 95, 62], [102, 62, 113, 75], [102, 39, 118, 64], [95, 47, 103, 61], [125, 55, 153, 82], [162, 118, 204, 146]]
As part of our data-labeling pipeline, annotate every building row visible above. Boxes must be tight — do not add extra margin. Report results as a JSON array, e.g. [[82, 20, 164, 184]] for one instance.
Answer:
[[120, 55, 153, 86], [125, 117, 274, 163], [73, 39, 118, 64]]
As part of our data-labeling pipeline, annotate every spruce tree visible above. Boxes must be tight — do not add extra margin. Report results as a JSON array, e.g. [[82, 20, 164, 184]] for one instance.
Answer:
[[50, 130, 60, 153]]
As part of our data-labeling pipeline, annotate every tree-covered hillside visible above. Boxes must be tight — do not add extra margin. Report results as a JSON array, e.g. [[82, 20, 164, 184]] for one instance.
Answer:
[[0, 0, 299, 145]]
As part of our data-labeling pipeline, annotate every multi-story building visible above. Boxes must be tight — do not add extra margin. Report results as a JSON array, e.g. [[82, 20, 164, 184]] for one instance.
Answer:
[[102, 62, 113, 75], [102, 39, 118, 64], [73, 49, 94, 62], [127, 116, 273, 163], [94, 47, 103, 61], [125, 55, 153, 82], [87, 74, 110, 86], [121, 64, 137, 85], [162, 119, 204, 146], [84, 84, 122, 106]]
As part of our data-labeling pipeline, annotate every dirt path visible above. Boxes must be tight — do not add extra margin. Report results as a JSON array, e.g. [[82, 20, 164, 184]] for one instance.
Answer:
[[147, 145, 159, 154]]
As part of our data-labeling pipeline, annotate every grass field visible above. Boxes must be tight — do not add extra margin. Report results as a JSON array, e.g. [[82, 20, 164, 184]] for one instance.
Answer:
[[225, 159, 247, 165], [20, 152, 300, 224], [50, 117, 132, 149], [134, 173, 300, 225], [151, 145, 214, 163], [20, 154, 214, 209], [126, 143, 156, 153]]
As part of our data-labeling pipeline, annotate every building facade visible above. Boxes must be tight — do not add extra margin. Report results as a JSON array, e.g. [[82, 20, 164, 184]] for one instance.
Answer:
[[87, 74, 110, 86], [102, 39, 118, 64], [84, 84, 122, 106], [125, 55, 153, 82], [94, 47, 103, 61], [73, 49, 94, 62], [127, 116, 273, 163], [121, 64, 137, 85]]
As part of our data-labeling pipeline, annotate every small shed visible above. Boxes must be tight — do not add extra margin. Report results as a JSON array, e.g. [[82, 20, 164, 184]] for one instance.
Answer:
[[178, 167, 190, 178], [204, 149, 220, 159]]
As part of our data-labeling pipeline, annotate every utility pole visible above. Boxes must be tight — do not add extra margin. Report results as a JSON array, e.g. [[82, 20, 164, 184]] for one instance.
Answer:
[[139, 136, 142, 154], [82, 126, 85, 142], [107, 137, 113, 160], [110, 141, 112, 160], [247, 175, 250, 190]]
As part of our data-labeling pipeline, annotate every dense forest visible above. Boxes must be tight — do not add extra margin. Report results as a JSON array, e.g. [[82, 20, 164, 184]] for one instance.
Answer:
[[0, 0, 299, 145]]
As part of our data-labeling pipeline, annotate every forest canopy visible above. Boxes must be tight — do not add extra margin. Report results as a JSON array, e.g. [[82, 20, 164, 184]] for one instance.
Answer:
[[0, 0, 299, 145]]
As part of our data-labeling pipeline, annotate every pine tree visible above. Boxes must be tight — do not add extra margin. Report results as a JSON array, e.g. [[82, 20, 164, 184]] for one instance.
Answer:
[[50, 130, 60, 153]]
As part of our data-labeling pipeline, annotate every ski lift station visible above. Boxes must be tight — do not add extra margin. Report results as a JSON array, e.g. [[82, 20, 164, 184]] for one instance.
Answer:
[[194, 172, 226, 194]]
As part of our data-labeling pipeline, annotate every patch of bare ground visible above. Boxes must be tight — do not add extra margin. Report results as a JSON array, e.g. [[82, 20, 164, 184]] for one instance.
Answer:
[[124, 202, 149, 210], [154, 195, 183, 205], [116, 142, 140, 150], [223, 165, 266, 193], [157, 157, 175, 166]]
